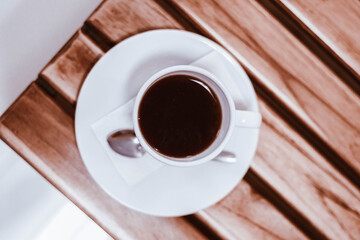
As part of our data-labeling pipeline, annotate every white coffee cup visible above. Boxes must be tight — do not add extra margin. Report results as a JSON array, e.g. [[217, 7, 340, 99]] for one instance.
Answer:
[[133, 65, 261, 167]]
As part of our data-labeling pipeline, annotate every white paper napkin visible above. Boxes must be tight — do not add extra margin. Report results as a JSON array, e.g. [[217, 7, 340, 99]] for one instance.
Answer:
[[92, 98, 164, 186], [91, 51, 246, 186]]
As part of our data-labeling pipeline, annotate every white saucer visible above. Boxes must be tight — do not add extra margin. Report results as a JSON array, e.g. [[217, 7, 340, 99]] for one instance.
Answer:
[[75, 30, 260, 217]]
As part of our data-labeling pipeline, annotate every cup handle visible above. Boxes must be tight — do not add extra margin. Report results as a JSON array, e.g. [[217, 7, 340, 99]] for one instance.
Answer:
[[235, 110, 262, 128]]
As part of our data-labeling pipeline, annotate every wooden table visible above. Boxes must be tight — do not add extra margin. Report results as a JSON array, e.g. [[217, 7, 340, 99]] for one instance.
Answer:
[[1, 0, 359, 239]]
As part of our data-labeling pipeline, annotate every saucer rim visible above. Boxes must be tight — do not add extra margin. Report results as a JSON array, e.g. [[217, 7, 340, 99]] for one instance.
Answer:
[[75, 29, 260, 216]]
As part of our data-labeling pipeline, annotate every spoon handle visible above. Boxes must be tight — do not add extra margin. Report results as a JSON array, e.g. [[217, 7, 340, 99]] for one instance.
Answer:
[[213, 151, 237, 163]]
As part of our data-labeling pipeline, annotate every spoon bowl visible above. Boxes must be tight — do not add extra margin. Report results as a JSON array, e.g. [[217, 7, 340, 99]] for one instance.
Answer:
[[107, 130, 146, 158]]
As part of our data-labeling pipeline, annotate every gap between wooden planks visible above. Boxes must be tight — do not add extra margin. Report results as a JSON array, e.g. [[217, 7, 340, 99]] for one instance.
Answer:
[[254, 0, 360, 98], [274, 0, 360, 81]]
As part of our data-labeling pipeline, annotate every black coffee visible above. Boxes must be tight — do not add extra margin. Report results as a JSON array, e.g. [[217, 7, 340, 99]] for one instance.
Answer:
[[138, 74, 222, 158]]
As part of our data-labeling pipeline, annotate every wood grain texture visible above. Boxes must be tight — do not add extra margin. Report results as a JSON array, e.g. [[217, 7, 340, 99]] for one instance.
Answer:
[[251, 99, 360, 239], [202, 178, 308, 239], [170, 0, 360, 181], [276, 0, 360, 79], [86, 0, 183, 46], [0, 83, 308, 239], [0, 84, 207, 240], [194, 96, 360, 239], [40, 31, 103, 105], [40, 0, 184, 104]]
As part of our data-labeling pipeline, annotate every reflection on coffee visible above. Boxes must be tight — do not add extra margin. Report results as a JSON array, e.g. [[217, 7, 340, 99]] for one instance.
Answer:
[[138, 74, 222, 158]]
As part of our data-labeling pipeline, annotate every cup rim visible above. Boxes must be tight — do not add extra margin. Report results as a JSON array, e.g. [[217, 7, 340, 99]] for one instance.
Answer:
[[133, 65, 236, 167]]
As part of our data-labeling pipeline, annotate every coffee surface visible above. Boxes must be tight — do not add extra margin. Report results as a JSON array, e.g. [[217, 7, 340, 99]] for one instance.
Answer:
[[138, 74, 222, 158]]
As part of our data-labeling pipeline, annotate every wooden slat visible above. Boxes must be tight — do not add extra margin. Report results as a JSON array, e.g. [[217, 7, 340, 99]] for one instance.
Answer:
[[0, 84, 307, 239], [34, 0, 307, 239], [40, 0, 184, 104], [0, 83, 207, 240], [201, 178, 307, 239], [196, 96, 360, 239], [170, 0, 360, 183], [253, 99, 360, 239], [40, 31, 103, 105], [276, 0, 360, 79], [85, 0, 183, 46]]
